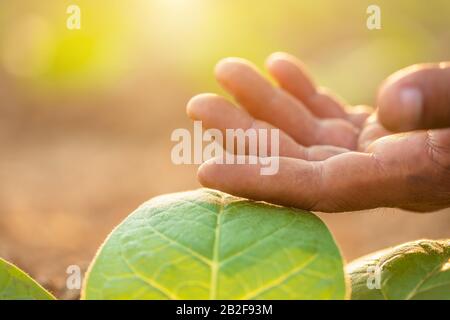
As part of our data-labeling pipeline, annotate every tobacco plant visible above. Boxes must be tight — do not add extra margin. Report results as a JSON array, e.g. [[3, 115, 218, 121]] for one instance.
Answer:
[[1, 189, 449, 300]]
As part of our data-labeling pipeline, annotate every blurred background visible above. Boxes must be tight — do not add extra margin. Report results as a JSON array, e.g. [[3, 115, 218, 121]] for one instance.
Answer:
[[0, 0, 449, 299]]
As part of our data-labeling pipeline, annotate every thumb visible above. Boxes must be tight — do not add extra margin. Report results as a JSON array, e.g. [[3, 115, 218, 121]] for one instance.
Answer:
[[377, 62, 450, 132]]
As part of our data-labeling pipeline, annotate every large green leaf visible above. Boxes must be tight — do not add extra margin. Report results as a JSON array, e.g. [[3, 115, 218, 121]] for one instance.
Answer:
[[0, 258, 55, 300], [347, 239, 450, 300], [83, 189, 346, 299]]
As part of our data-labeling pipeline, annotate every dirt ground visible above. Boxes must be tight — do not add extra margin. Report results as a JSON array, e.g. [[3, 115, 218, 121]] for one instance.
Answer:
[[1, 74, 449, 299]]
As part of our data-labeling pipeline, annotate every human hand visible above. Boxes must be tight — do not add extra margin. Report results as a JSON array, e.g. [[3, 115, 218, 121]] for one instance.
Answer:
[[187, 53, 450, 212]]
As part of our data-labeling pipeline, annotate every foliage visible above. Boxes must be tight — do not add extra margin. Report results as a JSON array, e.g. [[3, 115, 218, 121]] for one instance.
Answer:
[[0, 258, 55, 300], [347, 239, 450, 300], [83, 189, 346, 299], [1, 189, 448, 300]]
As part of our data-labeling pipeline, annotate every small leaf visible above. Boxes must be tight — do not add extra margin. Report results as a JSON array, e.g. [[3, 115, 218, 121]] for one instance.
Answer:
[[347, 239, 450, 300], [0, 258, 55, 300], [83, 189, 346, 299]]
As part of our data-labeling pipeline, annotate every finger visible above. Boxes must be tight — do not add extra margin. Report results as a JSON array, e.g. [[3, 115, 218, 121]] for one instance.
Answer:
[[266, 52, 371, 127], [187, 93, 348, 160], [187, 93, 304, 158], [266, 52, 347, 119], [215, 58, 359, 149], [357, 113, 391, 151], [378, 62, 450, 132], [198, 130, 450, 212], [346, 105, 373, 128]]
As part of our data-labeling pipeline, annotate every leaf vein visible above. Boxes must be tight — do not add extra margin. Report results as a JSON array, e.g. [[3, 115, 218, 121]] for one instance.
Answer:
[[241, 253, 319, 299]]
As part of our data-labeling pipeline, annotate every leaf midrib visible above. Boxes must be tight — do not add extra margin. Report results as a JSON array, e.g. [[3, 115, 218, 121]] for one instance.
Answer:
[[209, 196, 225, 300]]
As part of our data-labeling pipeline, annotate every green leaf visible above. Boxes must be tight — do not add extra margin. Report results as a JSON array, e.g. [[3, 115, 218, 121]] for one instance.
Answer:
[[0, 257, 55, 300], [347, 239, 450, 300], [83, 189, 346, 299]]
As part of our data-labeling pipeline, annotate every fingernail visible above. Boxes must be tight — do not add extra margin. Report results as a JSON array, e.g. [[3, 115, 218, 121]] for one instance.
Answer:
[[399, 87, 423, 129]]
